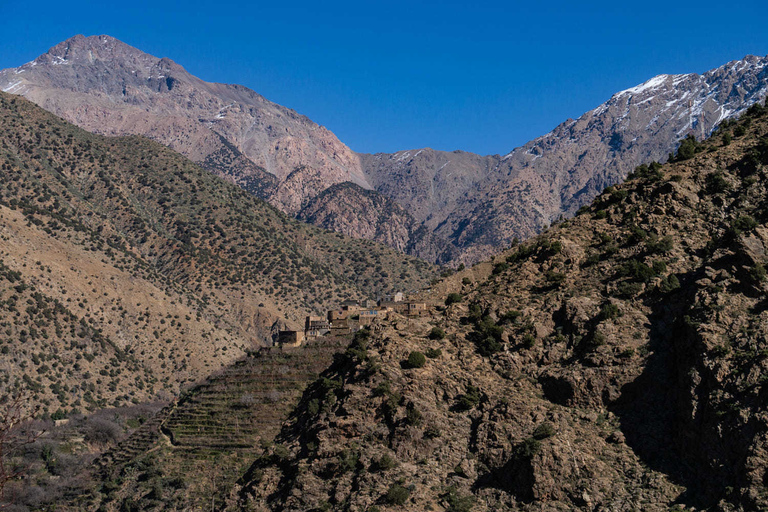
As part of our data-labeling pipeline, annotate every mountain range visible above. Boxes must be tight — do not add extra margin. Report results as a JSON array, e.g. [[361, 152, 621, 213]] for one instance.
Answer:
[[11, 91, 768, 511], [3, 35, 766, 264]]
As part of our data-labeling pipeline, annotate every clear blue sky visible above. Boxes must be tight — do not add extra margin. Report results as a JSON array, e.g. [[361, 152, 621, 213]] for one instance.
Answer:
[[1, 1, 767, 155]]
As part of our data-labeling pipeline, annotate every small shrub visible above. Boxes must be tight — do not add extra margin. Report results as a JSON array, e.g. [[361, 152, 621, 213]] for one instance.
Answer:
[[405, 402, 422, 426], [445, 293, 463, 306], [647, 235, 673, 254], [424, 425, 442, 438], [750, 263, 767, 284], [615, 281, 642, 298], [516, 437, 541, 459], [594, 210, 608, 220], [522, 333, 536, 348], [492, 262, 509, 275], [675, 134, 698, 161], [732, 215, 758, 234], [455, 385, 481, 411], [370, 453, 396, 472], [532, 422, 556, 440], [659, 274, 680, 293], [461, 277, 471, 285], [428, 327, 445, 340], [599, 303, 621, 321], [652, 260, 667, 274], [406, 351, 426, 369], [705, 172, 730, 194], [425, 348, 442, 358], [385, 484, 410, 506], [545, 270, 566, 285]]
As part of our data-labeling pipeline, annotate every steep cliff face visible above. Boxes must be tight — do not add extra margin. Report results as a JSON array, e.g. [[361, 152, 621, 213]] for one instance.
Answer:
[[233, 103, 768, 511], [361, 56, 768, 263], [0, 34, 370, 213]]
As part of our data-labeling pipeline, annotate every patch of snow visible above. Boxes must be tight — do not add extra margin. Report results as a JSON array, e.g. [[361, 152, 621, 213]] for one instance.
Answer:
[[396, 151, 411, 162], [437, 161, 451, 171], [414, 149, 423, 157], [1, 80, 23, 93], [617, 74, 669, 97]]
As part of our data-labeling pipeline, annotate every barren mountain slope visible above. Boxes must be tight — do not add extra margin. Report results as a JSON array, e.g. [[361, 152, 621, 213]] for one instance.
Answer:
[[0, 92, 435, 414], [0, 34, 368, 213], [234, 101, 768, 511], [362, 56, 768, 263]]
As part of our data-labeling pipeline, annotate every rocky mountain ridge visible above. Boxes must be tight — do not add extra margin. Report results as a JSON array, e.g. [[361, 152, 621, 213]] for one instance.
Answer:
[[4, 36, 766, 265], [0, 35, 369, 210], [361, 55, 768, 263]]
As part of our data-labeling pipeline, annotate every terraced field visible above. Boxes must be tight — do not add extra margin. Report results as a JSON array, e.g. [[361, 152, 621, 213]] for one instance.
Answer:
[[89, 336, 350, 510]]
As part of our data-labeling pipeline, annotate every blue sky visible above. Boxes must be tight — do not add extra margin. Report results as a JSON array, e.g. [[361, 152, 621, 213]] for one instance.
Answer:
[[1, 0, 767, 155]]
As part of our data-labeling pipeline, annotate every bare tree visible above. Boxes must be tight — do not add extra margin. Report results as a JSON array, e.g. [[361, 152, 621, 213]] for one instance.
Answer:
[[0, 392, 42, 503]]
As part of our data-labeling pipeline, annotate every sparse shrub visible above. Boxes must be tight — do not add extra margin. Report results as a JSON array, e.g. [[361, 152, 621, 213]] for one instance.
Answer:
[[545, 270, 566, 285], [723, 132, 732, 146], [424, 425, 442, 438], [516, 437, 541, 459], [428, 327, 445, 340], [522, 333, 536, 349], [658, 274, 680, 293], [732, 214, 758, 234], [406, 351, 426, 369], [532, 422, 556, 440], [445, 293, 463, 306], [599, 303, 621, 321], [594, 210, 608, 220], [652, 260, 667, 274], [461, 277, 471, 285], [405, 402, 422, 426], [455, 385, 481, 411], [750, 263, 767, 284], [705, 172, 730, 194], [370, 453, 396, 472], [492, 262, 509, 275], [734, 125, 747, 137], [647, 235, 674, 254], [385, 484, 410, 506], [425, 348, 442, 359]]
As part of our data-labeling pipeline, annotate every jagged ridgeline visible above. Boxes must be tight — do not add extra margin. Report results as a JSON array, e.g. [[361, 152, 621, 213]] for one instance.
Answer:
[[0, 91, 435, 414], [232, 101, 768, 511]]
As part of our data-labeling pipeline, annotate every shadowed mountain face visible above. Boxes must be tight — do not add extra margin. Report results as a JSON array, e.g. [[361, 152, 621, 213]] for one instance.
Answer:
[[3, 36, 767, 265]]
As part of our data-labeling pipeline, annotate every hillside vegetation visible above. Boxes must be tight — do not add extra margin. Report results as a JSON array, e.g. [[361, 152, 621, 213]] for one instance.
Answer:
[[0, 91, 434, 415], [233, 100, 768, 511]]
